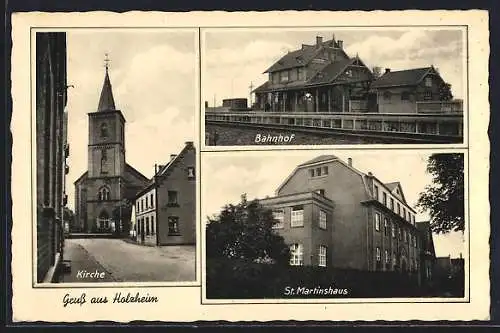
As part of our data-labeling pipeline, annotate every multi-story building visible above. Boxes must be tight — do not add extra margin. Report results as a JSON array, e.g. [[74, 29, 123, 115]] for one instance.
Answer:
[[260, 155, 421, 276], [134, 142, 196, 246], [74, 60, 149, 235], [36, 32, 69, 282]]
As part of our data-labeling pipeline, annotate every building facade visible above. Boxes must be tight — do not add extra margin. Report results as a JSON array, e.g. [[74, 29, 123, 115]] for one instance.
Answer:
[[36, 32, 69, 282], [74, 63, 149, 235], [260, 155, 422, 277], [417, 221, 437, 286], [134, 142, 196, 246]]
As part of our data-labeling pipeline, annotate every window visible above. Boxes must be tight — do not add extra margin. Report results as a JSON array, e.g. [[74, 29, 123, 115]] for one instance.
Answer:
[[403, 207, 406, 220], [315, 189, 325, 196], [384, 218, 388, 236], [309, 169, 315, 177], [403, 229, 406, 242], [151, 216, 155, 234], [385, 250, 390, 263], [291, 206, 304, 227], [146, 217, 150, 235], [150, 193, 154, 208], [319, 210, 327, 230], [272, 210, 284, 229], [376, 247, 381, 261], [397, 203, 401, 215], [136, 202, 139, 212], [98, 187, 110, 201], [298, 67, 305, 81], [374, 185, 379, 200], [414, 235, 417, 248], [168, 216, 180, 235], [401, 91, 410, 100], [100, 149, 108, 174], [100, 123, 108, 138], [425, 77, 432, 87], [316, 167, 322, 176], [374, 212, 381, 231], [323, 166, 328, 175], [424, 91, 432, 100], [187, 166, 195, 179], [168, 191, 178, 206], [280, 70, 289, 82], [383, 192, 387, 206], [319, 246, 327, 267], [412, 215, 416, 224], [392, 223, 396, 238], [290, 244, 304, 266], [383, 91, 391, 100], [141, 199, 144, 212], [390, 198, 394, 210], [399, 228, 402, 240], [393, 252, 397, 266]]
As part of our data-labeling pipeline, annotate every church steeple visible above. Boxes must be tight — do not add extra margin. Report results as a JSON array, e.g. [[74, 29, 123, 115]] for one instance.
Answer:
[[97, 53, 116, 112]]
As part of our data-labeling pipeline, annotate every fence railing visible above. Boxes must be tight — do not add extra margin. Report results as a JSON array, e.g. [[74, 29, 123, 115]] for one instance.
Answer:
[[416, 100, 463, 114]]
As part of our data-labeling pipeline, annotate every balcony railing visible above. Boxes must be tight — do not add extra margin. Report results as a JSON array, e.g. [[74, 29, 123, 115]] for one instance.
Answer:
[[416, 100, 463, 114]]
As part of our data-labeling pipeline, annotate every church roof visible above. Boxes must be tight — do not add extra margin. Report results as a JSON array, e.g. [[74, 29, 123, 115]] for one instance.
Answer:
[[97, 68, 116, 112]]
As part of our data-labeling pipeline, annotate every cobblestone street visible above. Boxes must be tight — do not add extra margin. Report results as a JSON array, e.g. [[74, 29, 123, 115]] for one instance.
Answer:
[[61, 238, 196, 283]]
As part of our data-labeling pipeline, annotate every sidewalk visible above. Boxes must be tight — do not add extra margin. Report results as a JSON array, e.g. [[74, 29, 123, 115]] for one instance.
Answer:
[[60, 240, 117, 283]]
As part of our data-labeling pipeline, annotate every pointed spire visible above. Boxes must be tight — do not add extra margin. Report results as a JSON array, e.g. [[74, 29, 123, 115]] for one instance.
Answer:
[[97, 53, 116, 112]]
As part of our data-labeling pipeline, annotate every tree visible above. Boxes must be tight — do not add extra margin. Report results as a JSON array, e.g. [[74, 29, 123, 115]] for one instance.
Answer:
[[439, 82, 453, 101], [206, 194, 290, 265], [112, 198, 133, 235], [416, 153, 464, 233]]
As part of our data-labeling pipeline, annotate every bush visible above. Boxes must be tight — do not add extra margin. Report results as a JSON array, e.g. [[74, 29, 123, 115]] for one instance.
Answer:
[[206, 258, 424, 299]]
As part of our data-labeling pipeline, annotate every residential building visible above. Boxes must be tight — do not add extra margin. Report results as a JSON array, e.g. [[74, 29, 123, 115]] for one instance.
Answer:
[[134, 142, 196, 246], [259, 155, 421, 276], [36, 32, 69, 282], [73, 60, 149, 235]]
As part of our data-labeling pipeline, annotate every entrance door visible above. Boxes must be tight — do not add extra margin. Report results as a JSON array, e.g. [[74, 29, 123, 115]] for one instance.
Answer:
[[140, 220, 145, 244]]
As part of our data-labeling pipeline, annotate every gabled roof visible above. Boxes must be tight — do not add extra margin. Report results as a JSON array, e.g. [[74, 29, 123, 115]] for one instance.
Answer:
[[134, 142, 195, 198], [97, 68, 116, 112], [371, 66, 436, 89], [125, 163, 149, 182], [298, 155, 339, 166], [74, 171, 88, 185], [383, 181, 407, 204], [264, 37, 349, 74], [306, 58, 355, 85]]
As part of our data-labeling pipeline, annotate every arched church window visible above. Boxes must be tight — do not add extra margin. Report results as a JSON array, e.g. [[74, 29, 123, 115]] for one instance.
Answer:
[[100, 149, 108, 174], [101, 123, 108, 138], [98, 186, 110, 201]]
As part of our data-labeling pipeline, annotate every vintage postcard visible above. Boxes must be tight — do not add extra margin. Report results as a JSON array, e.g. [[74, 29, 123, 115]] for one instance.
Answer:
[[10, 10, 489, 322]]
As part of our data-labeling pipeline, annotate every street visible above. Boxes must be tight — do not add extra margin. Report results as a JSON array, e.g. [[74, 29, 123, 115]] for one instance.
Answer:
[[61, 238, 196, 283]]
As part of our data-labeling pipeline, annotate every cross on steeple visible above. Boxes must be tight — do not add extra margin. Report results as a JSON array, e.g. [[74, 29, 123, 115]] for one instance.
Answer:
[[104, 53, 111, 72]]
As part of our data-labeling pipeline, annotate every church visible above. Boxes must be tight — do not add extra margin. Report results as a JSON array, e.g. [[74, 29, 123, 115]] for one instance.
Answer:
[[74, 60, 149, 234]]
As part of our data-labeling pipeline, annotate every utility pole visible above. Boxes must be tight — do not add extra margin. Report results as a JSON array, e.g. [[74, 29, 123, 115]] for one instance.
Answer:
[[213, 94, 216, 107], [248, 81, 254, 107]]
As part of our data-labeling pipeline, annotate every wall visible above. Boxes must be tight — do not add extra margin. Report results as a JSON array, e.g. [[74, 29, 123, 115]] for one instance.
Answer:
[[278, 159, 370, 270], [156, 144, 196, 245]]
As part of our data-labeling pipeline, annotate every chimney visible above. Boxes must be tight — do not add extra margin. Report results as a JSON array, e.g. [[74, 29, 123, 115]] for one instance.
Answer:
[[316, 36, 323, 47], [347, 157, 352, 167], [368, 171, 373, 176], [204, 101, 208, 108], [337, 40, 343, 49], [170, 154, 177, 161], [385, 68, 391, 74], [154, 163, 158, 174]]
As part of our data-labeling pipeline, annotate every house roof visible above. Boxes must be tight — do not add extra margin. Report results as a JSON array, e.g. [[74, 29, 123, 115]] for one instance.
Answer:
[[97, 68, 116, 112], [371, 67, 434, 88], [384, 181, 400, 192], [134, 142, 195, 198], [264, 37, 348, 74], [125, 163, 149, 182], [298, 155, 339, 167], [306, 58, 354, 85]]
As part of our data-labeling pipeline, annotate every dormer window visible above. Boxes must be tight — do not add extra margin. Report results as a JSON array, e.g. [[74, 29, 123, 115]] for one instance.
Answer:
[[297, 68, 305, 81], [280, 70, 289, 83]]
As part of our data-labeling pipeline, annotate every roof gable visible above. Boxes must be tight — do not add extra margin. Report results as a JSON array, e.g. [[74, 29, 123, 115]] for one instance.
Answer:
[[371, 66, 439, 89], [384, 181, 407, 204]]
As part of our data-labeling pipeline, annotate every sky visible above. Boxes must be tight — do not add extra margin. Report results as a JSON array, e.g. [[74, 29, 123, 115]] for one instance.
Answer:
[[203, 28, 464, 106], [65, 30, 197, 211], [201, 150, 465, 258]]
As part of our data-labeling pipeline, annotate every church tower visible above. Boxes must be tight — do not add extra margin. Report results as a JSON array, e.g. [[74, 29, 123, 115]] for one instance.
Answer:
[[86, 55, 126, 232], [74, 54, 149, 235]]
